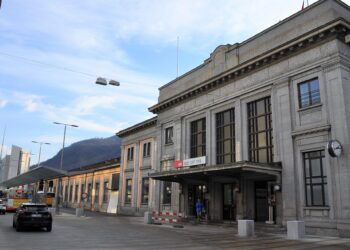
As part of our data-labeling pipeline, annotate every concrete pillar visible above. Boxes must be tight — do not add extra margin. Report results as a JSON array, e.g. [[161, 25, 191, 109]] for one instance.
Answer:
[[287, 221, 305, 240], [238, 220, 254, 237]]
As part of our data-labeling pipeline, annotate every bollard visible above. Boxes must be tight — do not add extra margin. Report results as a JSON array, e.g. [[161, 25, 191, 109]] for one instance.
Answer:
[[75, 207, 84, 217], [238, 220, 255, 237], [287, 221, 305, 239], [144, 211, 153, 224]]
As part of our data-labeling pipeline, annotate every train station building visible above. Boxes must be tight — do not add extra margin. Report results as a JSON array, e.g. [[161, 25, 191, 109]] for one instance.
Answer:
[[117, 0, 350, 237]]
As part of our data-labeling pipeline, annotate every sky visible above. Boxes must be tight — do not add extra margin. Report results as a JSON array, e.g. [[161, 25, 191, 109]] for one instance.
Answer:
[[1, 0, 349, 164]]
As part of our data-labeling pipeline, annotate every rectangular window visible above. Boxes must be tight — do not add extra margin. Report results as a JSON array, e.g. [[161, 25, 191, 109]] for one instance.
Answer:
[[190, 118, 206, 158], [216, 108, 235, 164], [141, 178, 150, 204], [81, 183, 85, 200], [127, 147, 134, 161], [64, 185, 68, 202], [69, 185, 73, 202], [103, 181, 109, 203], [74, 184, 79, 202], [111, 173, 120, 191], [304, 150, 328, 206], [125, 179, 132, 204], [165, 127, 173, 144], [87, 183, 92, 202], [162, 181, 172, 205], [94, 182, 100, 204], [298, 78, 320, 108], [247, 97, 273, 163], [143, 142, 151, 157]]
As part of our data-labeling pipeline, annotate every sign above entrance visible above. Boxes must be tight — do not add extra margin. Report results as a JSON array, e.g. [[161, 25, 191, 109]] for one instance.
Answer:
[[183, 156, 206, 167], [173, 160, 183, 169]]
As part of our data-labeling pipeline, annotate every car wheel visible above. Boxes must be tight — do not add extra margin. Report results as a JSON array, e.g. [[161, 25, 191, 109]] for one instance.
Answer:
[[15, 223, 21, 232], [46, 224, 52, 232]]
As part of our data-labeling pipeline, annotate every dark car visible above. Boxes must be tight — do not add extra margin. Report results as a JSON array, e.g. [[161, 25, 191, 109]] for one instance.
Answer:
[[13, 203, 52, 232], [0, 199, 6, 214]]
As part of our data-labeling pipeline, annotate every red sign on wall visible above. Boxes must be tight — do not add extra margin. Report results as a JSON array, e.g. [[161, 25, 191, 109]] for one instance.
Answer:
[[173, 160, 183, 169]]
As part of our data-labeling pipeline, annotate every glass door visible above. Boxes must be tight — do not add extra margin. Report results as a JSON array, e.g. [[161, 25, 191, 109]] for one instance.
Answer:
[[223, 183, 236, 220]]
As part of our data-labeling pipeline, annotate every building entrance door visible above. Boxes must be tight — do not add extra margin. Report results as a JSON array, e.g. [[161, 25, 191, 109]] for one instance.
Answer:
[[188, 184, 207, 217], [255, 181, 269, 221], [223, 183, 236, 220]]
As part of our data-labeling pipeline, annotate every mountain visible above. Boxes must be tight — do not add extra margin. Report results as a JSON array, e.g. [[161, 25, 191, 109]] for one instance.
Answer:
[[39, 136, 121, 171]]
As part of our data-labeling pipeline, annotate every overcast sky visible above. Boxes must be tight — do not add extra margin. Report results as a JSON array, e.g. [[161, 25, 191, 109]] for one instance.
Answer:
[[1, 0, 349, 164]]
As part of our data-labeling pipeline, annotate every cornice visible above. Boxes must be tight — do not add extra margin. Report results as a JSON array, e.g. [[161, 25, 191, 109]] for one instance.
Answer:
[[116, 116, 157, 138], [292, 124, 331, 138], [149, 19, 350, 114]]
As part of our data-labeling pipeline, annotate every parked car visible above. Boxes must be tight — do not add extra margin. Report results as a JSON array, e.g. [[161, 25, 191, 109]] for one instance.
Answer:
[[13, 203, 52, 232], [0, 200, 6, 215]]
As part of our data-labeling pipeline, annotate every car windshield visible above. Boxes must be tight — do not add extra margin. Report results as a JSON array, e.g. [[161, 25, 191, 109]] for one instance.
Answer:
[[23, 206, 48, 212]]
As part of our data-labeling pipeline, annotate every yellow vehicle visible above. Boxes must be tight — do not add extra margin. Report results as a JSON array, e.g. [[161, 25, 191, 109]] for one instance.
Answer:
[[6, 198, 30, 212], [36, 191, 55, 207]]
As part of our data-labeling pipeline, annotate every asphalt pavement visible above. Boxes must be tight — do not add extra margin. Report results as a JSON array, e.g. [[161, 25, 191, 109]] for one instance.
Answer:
[[1, 210, 350, 250]]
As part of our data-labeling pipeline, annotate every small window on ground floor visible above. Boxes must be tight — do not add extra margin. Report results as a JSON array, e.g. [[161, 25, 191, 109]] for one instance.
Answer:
[[141, 178, 149, 205], [125, 179, 132, 204], [304, 150, 328, 206]]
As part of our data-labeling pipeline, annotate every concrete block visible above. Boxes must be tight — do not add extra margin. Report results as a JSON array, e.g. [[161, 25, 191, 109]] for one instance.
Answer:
[[48, 208, 56, 214], [238, 220, 255, 237], [287, 221, 305, 240], [144, 211, 152, 224], [76, 208, 84, 217]]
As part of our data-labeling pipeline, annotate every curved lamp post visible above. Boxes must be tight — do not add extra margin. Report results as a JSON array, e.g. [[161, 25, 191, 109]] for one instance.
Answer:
[[53, 122, 78, 214], [31, 140, 50, 168]]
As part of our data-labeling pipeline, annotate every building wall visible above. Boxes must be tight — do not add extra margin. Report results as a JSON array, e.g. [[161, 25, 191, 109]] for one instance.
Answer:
[[116, 0, 350, 236], [58, 166, 120, 213], [118, 125, 158, 216]]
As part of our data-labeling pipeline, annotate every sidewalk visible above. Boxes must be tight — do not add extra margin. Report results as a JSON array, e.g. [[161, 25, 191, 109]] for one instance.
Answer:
[[52, 208, 350, 248]]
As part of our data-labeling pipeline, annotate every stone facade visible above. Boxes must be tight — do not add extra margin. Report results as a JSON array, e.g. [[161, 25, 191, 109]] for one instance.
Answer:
[[117, 0, 350, 236]]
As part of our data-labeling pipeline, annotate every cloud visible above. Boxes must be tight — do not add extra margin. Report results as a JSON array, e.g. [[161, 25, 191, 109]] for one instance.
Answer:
[[0, 99, 7, 108]]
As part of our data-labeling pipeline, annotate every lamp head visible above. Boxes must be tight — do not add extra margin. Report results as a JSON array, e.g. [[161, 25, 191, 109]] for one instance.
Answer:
[[96, 77, 107, 85]]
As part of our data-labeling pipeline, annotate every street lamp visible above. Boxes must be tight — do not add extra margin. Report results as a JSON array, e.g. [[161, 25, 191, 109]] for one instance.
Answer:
[[31, 141, 50, 168], [95, 77, 120, 86], [53, 122, 78, 214]]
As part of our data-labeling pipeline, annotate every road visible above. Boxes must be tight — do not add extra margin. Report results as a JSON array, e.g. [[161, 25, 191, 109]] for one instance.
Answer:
[[1, 210, 350, 250]]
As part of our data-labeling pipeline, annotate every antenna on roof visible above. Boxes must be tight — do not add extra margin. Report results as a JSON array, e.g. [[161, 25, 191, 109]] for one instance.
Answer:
[[177, 36, 179, 78], [0, 125, 6, 159]]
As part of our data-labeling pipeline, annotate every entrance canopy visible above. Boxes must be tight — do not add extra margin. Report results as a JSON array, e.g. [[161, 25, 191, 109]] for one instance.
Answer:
[[149, 161, 282, 183], [0, 166, 68, 188]]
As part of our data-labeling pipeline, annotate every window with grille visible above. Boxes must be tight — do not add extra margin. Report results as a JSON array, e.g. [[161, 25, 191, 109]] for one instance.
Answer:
[[143, 142, 151, 157], [304, 150, 328, 206], [69, 185, 73, 202], [64, 185, 68, 202], [190, 118, 206, 158], [127, 147, 134, 161], [103, 181, 109, 203], [216, 108, 235, 164], [74, 184, 79, 202], [141, 178, 149, 204], [87, 183, 92, 201], [81, 183, 85, 200], [162, 181, 172, 205], [165, 127, 173, 144], [94, 182, 100, 204], [247, 97, 273, 163], [298, 78, 320, 108]]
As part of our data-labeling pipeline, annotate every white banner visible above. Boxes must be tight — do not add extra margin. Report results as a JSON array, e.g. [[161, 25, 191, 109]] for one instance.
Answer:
[[183, 156, 206, 167]]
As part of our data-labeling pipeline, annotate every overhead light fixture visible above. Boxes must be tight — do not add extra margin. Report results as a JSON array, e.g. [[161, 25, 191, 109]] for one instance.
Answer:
[[95, 77, 107, 85], [273, 184, 281, 192]]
